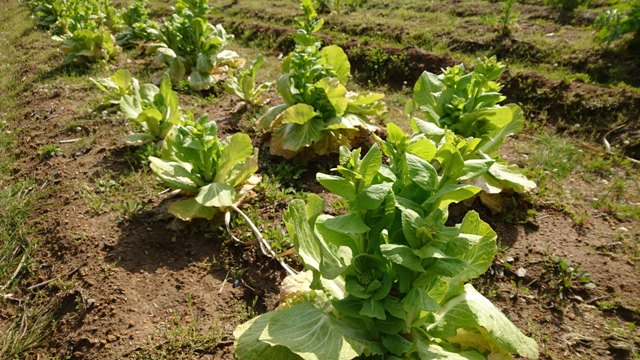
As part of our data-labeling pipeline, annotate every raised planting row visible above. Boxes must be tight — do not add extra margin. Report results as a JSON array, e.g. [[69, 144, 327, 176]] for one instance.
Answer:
[[16, 0, 549, 358], [213, 15, 640, 159]]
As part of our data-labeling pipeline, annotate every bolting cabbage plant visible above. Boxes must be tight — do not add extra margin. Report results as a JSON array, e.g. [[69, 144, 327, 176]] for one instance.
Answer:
[[234, 127, 539, 359], [259, 0, 386, 159], [405, 57, 535, 201], [152, 0, 244, 91]]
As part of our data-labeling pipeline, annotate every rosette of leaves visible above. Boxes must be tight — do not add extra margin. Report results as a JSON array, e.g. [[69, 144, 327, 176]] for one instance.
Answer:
[[119, 74, 183, 148], [28, 0, 66, 29], [90, 69, 138, 107], [406, 57, 535, 197], [595, 1, 640, 45], [53, 28, 118, 64], [224, 55, 273, 108], [234, 131, 539, 359], [50, 0, 120, 64], [115, 0, 157, 47], [148, 116, 260, 221], [153, 0, 244, 91], [259, 0, 386, 159]]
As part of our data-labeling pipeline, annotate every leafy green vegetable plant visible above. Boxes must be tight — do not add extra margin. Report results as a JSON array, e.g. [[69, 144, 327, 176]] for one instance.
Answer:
[[406, 57, 535, 198], [224, 56, 273, 108], [116, 0, 157, 47], [27, 0, 65, 29], [148, 115, 296, 275], [152, 0, 244, 91], [234, 130, 538, 359], [595, 1, 640, 45], [47, 0, 120, 64], [149, 115, 259, 221], [119, 74, 183, 148], [260, 0, 386, 159], [91, 69, 138, 107]]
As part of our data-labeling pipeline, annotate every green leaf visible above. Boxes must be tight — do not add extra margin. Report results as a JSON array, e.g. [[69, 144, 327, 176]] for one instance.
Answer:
[[272, 121, 325, 154], [429, 284, 539, 359], [259, 303, 360, 360], [359, 145, 382, 187], [426, 184, 480, 211], [324, 213, 370, 234], [487, 162, 536, 193], [457, 159, 494, 181], [402, 287, 439, 313], [360, 299, 387, 320], [415, 341, 486, 360], [406, 153, 438, 191], [168, 197, 218, 221], [195, 182, 236, 208], [314, 77, 348, 116], [284, 199, 322, 272], [353, 182, 393, 210], [279, 103, 319, 125], [319, 45, 351, 85], [380, 244, 424, 272], [149, 157, 202, 193], [381, 334, 413, 356], [234, 311, 303, 360], [316, 173, 356, 201]]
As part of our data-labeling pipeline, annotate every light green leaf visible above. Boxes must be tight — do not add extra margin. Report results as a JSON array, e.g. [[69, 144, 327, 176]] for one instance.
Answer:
[[316, 173, 356, 201], [488, 163, 536, 193], [380, 244, 424, 272], [279, 103, 319, 125], [406, 153, 438, 191], [123, 133, 154, 145], [259, 302, 360, 360], [215, 133, 254, 184], [315, 77, 348, 116], [149, 157, 202, 193], [381, 334, 413, 356], [359, 144, 382, 186], [284, 199, 322, 272], [259, 104, 289, 129], [353, 182, 393, 210], [324, 213, 370, 234], [457, 159, 494, 181], [429, 284, 539, 359], [319, 45, 351, 85], [234, 311, 303, 360], [415, 341, 486, 360], [426, 184, 480, 210], [276, 121, 325, 152], [168, 197, 218, 221], [195, 182, 236, 208], [408, 138, 437, 162]]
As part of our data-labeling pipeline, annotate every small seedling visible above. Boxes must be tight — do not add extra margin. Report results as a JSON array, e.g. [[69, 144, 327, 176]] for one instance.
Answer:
[[37, 144, 60, 161]]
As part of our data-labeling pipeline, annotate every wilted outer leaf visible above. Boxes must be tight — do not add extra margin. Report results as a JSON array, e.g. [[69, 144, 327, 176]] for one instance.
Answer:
[[168, 197, 217, 221], [429, 284, 539, 359]]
